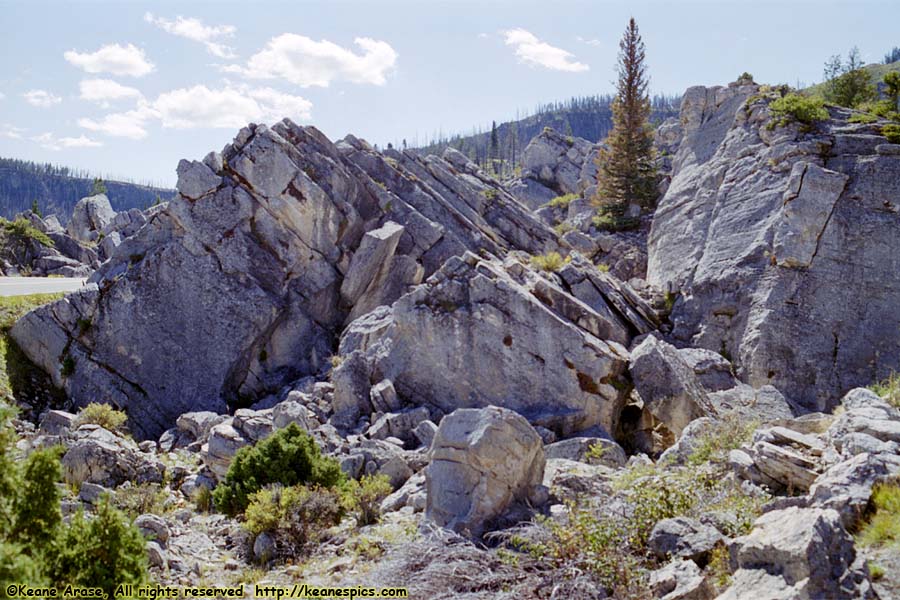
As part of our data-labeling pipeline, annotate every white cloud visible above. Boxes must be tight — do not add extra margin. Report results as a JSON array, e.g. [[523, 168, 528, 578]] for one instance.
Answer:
[[77, 85, 312, 138], [23, 90, 62, 108], [0, 124, 25, 139], [78, 106, 154, 140], [0, 92, 5, 100], [32, 132, 103, 151], [64, 43, 155, 77], [576, 36, 603, 47], [144, 12, 236, 58], [79, 79, 143, 106], [226, 33, 397, 87], [503, 29, 589, 72], [153, 85, 312, 129]]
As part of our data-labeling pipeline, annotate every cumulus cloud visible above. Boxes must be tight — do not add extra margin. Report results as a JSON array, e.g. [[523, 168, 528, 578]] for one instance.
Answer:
[[576, 36, 603, 47], [153, 84, 312, 128], [0, 124, 25, 139], [64, 43, 155, 77], [23, 90, 62, 108], [144, 13, 236, 58], [503, 29, 589, 72], [79, 107, 154, 140], [78, 84, 312, 139], [225, 33, 397, 87], [79, 79, 143, 106], [32, 133, 103, 151]]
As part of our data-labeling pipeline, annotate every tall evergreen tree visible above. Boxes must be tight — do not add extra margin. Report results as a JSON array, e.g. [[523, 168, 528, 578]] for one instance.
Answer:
[[593, 18, 658, 229]]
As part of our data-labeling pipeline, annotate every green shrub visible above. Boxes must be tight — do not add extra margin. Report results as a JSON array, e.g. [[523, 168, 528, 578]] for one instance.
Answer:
[[50, 498, 147, 599], [530, 251, 568, 272], [870, 371, 900, 408], [0, 405, 148, 593], [553, 222, 574, 236], [244, 484, 345, 562], [546, 193, 579, 209], [74, 402, 128, 433], [111, 483, 168, 519], [686, 416, 757, 466], [593, 206, 639, 232], [848, 113, 879, 124], [341, 474, 393, 526], [0, 218, 54, 248], [768, 93, 829, 129], [213, 423, 344, 516], [13, 446, 63, 548], [882, 124, 900, 144], [857, 482, 900, 547]]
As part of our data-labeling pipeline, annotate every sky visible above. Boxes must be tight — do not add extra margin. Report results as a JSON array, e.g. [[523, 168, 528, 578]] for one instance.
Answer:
[[1, 0, 898, 187]]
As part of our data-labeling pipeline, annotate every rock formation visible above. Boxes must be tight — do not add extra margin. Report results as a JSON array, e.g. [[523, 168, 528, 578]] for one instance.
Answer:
[[648, 80, 900, 411], [11, 120, 576, 438]]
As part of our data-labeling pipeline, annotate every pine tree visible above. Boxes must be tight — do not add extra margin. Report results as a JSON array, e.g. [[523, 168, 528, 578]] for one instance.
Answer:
[[593, 18, 658, 229], [489, 121, 499, 174], [31, 199, 41, 218], [91, 177, 107, 196]]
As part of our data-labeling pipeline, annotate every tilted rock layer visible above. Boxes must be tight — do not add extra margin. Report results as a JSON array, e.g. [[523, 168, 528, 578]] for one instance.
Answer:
[[12, 120, 566, 438]]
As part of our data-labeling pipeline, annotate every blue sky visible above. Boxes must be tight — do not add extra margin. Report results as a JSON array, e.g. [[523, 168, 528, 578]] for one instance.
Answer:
[[1, 0, 898, 187]]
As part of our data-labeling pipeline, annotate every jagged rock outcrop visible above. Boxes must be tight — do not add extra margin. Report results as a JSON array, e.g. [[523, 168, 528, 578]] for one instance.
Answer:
[[333, 251, 633, 437], [507, 128, 603, 210], [720, 506, 873, 599], [68, 194, 116, 243], [425, 406, 546, 537], [11, 120, 567, 438], [648, 80, 900, 411], [0, 210, 98, 277]]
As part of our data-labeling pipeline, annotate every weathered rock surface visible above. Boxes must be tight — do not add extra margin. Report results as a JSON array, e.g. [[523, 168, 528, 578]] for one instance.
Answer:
[[334, 252, 631, 436], [68, 194, 116, 243], [425, 406, 546, 537], [630, 335, 716, 438], [507, 128, 604, 210], [61, 425, 165, 487], [648, 79, 900, 411], [12, 121, 565, 438], [720, 506, 873, 599], [648, 516, 724, 563]]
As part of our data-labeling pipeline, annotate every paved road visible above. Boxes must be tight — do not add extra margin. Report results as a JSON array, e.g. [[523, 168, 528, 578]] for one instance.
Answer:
[[0, 277, 88, 297]]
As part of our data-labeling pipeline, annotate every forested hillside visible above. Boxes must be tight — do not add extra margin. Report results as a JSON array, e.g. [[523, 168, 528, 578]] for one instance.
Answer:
[[413, 94, 680, 175], [0, 158, 175, 222]]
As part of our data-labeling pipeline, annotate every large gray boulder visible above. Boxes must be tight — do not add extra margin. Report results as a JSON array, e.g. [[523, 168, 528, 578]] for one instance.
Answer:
[[61, 425, 165, 487], [425, 406, 546, 537], [629, 335, 716, 438], [12, 121, 565, 439], [507, 127, 605, 210], [68, 194, 116, 243], [648, 79, 900, 412], [333, 252, 631, 436], [720, 506, 873, 599]]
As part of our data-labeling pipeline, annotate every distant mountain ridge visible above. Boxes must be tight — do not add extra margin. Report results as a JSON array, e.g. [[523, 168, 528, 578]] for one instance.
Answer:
[[413, 94, 681, 173], [0, 157, 175, 223]]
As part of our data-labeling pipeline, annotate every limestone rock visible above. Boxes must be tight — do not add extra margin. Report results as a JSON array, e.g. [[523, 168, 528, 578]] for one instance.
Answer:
[[425, 406, 546, 537], [62, 425, 165, 487], [648, 81, 900, 412], [13, 120, 564, 439], [335, 252, 630, 437], [629, 335, 716, 438], [648, 559, 711, 600], [68, 194, 115, 243], [721, 506, 872, 599], [648, 516, 724, 562], [544, 437, 627, 468]]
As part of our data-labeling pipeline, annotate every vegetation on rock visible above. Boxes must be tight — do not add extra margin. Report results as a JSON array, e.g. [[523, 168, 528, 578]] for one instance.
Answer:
[[213, 423, 345, 516], [592, 17, 658, 229], [74, 402, 128, 433]]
